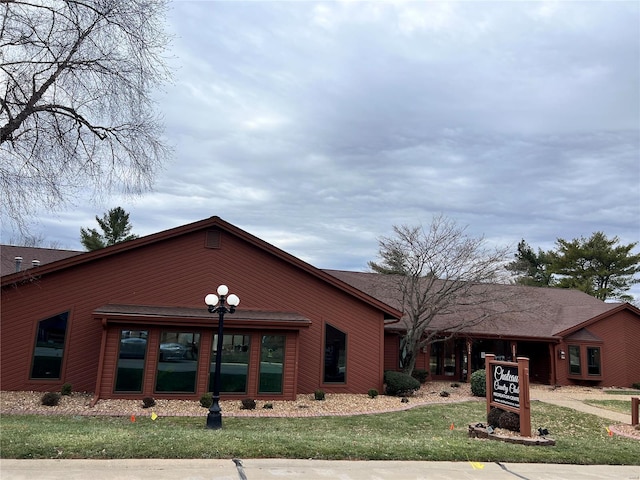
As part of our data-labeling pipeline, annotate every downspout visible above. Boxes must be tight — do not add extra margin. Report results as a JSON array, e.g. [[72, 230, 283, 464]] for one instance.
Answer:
[[466, 338, 472, 383], [90, 318, 109, 407]]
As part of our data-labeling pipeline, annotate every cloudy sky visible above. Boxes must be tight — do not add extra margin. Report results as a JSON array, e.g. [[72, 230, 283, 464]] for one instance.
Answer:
[[5, 1, 640, 289]]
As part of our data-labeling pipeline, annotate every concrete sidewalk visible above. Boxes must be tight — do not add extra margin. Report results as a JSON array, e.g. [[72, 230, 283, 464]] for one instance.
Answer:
[[1, 459, 639, 480], [531, 387, 636, 424]]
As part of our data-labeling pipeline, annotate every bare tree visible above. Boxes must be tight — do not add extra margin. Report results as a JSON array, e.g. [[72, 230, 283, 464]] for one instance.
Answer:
[[0, 0, 172, 230], [370, 214, 512, 375]]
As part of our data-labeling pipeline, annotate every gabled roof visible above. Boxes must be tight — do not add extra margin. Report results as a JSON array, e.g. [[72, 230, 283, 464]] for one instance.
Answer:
[[325, 269, 630, 340], [1, 216, 402, 321], [555, 302, 640, 337], [0, 245, 82, 276]]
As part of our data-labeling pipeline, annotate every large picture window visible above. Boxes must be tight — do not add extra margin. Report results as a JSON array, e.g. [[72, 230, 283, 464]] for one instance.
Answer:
[[115, 330, 148, 392], [323, 324, 346, 383], [259, 335, 285, 393], [209, 334, 251, 393], [30, 312, 69, 379], [155, 331, 200, 392]]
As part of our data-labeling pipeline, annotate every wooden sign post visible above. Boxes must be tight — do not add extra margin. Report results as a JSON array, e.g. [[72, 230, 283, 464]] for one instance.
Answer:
[[485, 354, 531, 437]]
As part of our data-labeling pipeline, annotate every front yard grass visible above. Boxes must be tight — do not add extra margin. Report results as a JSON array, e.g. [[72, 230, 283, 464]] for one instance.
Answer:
[[584, 399, 633, 415], [1, 400, 638, 464]]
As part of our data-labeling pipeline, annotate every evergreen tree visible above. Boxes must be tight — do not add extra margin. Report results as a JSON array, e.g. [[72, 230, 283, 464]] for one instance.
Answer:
[[505, 240, 554, 287], [80, 207, 138, 251], [551, 232, 640, 302]]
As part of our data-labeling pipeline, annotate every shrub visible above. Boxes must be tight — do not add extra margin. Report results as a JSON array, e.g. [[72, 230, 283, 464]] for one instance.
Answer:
[[41, 392, 61, 406], [487, 407, 504, 427], [470, 369, 486, 397], [384, 371, 420, 396], [368, 389, 379, 399], [411, 369, 429, 384], [199, 393, 213, 408], [499, 411, 520, 432], [632, 382, 640, 390], [263, 403, 273, 409], [241, 398, 256, 410], [141, 397, 156, 409], [60, 383, 72, 396], [314, 389, 325, 401], [439, 390, 450, 397]]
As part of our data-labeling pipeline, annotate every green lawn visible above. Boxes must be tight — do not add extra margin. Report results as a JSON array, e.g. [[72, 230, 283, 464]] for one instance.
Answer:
[[1, 401, 638, 464]]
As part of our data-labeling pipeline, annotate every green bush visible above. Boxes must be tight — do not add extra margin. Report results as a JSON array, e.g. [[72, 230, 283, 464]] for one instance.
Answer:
[[411, 369, 429, 384], [384, 371, 420, 396], [487, 407, 504, 427], [499, 411, 520, 432], [240, 398, 256, 410], [314, 389, 325, 401], [632, 382, 640, 390], [470, 369, 486, 397], [60, 383, 72, 396], [141, 397, 156, 409], [199, 393, 213, 408], [368, 389, 379, 399], [41, 392, 61, 406]]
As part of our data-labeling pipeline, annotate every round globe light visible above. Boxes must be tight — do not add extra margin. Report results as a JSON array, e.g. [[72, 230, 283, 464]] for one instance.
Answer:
[[217, 284, 229, 296], [204, 293, 218, 306], [227, 294, 240, 307]]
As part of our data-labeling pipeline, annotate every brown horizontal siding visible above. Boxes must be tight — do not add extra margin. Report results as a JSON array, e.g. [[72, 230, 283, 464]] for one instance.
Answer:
[[2, 228, 390, 397], [623, 312, 640, 386]]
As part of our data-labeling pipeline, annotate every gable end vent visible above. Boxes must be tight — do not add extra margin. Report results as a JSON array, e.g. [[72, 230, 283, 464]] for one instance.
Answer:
[[206, 230, 222, 249]]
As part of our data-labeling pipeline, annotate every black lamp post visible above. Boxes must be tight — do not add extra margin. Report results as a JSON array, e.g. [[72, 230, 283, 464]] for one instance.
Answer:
[[204, 284, 240, 429]]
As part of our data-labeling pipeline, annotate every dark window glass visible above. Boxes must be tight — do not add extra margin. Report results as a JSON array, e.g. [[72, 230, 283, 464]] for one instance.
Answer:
[[323, 324, 346, 383], [115, 330, 148, 392], [155, 332, 200, 392], [568, 345, 581, 375], [259, 335, 285, 393], [209, 334, 251, 393], [30, 312, 69, 379], [587, 347, 601, 376]]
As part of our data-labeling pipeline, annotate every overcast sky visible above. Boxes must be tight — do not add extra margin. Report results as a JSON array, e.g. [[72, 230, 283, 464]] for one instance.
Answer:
[[4, 1, 640, 293]]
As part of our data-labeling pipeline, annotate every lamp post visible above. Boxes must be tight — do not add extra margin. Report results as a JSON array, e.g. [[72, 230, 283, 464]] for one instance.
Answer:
[[204, 284, 240, 429]]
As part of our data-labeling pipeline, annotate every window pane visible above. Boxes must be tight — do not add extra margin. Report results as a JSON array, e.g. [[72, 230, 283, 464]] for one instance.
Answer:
[[209, 334, 251, 393], [587, 347, 601, 376], [115, 330, 148, 392], [324, 324, 346, 383], [569, 345, 581, 375], [155, 332, 200, 392], [259, 335, 285, 393], [31, 312, 69, 379]]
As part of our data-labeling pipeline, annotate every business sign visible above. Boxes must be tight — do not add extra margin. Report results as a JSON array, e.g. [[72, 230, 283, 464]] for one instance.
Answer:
[[491, 364, 520, 409], [485, 355, 531, 437]]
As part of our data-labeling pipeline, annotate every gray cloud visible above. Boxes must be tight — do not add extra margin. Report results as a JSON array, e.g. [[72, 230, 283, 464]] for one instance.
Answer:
[[4, 1, 639, 296]]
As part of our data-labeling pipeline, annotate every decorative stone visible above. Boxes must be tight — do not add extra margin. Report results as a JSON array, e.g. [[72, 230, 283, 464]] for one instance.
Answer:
[[468, 423, 556, 446]]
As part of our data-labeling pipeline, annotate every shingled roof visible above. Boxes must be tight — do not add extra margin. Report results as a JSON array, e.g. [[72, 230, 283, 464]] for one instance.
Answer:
[[0, 245, 82, 277], [325, 270, 622, 340]]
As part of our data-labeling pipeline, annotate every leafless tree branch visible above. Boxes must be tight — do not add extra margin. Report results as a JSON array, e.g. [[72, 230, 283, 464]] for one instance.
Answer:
[[0, 0, 172, 232]]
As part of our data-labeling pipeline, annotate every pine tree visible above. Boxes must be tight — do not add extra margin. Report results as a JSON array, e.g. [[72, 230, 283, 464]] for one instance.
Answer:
[[80, 207, 138, 251]]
